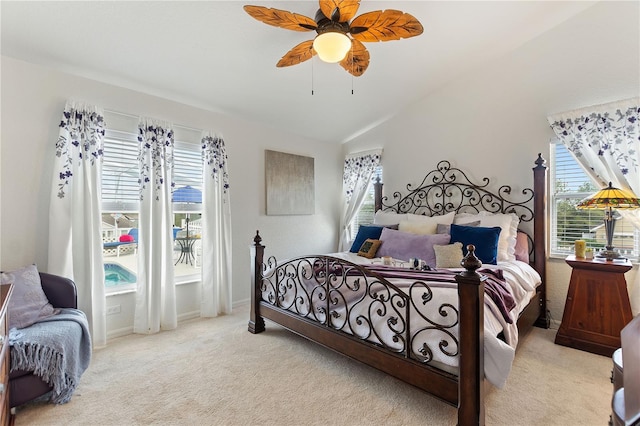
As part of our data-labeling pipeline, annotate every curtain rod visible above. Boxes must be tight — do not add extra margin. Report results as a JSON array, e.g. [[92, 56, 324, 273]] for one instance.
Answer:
[[104, 108, 203, 133]]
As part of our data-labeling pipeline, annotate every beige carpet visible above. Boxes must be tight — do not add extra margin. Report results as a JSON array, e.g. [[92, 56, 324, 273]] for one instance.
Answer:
[[14, 304, 613, 425]]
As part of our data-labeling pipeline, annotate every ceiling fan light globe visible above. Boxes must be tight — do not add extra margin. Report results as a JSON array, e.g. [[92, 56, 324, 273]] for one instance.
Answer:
[[313, 32, 351, 63]]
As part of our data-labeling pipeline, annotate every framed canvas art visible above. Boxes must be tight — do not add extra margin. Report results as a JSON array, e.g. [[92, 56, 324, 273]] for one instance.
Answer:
[[265, 150, 314, 215]]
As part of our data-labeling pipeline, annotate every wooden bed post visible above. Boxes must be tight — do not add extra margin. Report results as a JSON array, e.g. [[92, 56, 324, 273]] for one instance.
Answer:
[[248, 230, 265, 334], [456, 245, 486, 426], [374, 175, 383, 212], [533, 154, 550, 328]]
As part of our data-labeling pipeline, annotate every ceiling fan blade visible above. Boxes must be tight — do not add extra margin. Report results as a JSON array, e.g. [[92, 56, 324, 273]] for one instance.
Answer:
[[319, 0, 360, 23], [276, 40, 316, 67], [244, 5, 317, 31], [350, 10, 424, 42], [339, 39, 370, 77]]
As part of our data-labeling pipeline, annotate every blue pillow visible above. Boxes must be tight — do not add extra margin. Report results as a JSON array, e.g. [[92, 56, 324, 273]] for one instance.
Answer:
[[350, 225, 385, 253], [449, 224, 501, 265]]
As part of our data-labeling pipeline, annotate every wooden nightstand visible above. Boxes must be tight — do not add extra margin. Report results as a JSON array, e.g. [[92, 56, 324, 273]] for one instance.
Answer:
[[555, 256, 633, 357]]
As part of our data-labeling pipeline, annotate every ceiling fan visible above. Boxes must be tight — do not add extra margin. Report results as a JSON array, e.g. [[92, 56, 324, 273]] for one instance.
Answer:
[[243, 0, 423, 77]]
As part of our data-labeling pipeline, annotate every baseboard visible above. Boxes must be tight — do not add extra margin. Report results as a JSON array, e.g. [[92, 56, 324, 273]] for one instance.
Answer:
[[106, 303, 250, 342], [107, 326, 134, 340], [178, 310, 200, 322], [233, 298, 250, 308]]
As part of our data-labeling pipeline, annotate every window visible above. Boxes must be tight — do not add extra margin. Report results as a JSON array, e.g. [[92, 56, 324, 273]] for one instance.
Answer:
[[348, 166, 383, 239], [550, 142, 638, 260], [101, 130, 203, 293]]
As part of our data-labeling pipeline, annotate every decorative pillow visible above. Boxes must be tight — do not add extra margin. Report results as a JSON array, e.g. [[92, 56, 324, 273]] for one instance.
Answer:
[[407, 211, 455, 225], [514, 231, 529, 262], [373, 210, 409, 226], [349, 225, 398, 253], [436, 220, 480, 235], [449, 224, 501, 265], [350, 225, 384, 253], [1, 264, 57, 329], [377, 228, 450, 266], [398, 221, 436, 235], [119, 234, 135, 243], [454, 212, 519, 262], [434, 243, 464, 268], [357, 239, 382, 259]]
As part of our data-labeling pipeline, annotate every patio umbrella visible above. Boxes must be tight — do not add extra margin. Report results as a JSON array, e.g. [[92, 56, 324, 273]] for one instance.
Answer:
[[172, 186, 202, 237], [171, 185, 202, 203]]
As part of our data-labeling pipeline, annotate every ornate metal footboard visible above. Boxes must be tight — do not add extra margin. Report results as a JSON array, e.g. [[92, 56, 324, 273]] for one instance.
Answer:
[[249, 232, 487, 425]]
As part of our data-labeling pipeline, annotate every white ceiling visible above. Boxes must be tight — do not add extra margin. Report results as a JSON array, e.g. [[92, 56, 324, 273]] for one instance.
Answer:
[[1, 1, 597, 143]]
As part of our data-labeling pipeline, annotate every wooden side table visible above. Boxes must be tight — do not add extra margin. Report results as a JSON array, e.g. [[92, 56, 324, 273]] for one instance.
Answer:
[[555, 256, 633, 357]]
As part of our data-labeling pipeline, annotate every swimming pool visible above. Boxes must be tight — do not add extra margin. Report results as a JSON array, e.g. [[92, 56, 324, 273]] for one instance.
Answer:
[[104, 263, 136, 287]]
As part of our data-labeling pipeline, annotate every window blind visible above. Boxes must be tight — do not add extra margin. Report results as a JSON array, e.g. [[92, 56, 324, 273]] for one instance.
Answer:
[[173, 141, 203, 213], [102, 131, 203, 213], [102, 130, 139, 212], [551, 142, 638, 260]]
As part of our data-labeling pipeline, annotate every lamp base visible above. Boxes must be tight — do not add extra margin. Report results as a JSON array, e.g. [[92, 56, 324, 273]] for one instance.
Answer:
[[596, 249, 624, 261]]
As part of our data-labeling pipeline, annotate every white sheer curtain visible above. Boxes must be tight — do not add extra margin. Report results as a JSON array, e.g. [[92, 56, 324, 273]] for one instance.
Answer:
[[548, 97, 640, 313], [48, 100, 107, 347], [134, 119, 177, 333], [200, 132, 232, 317], [338, 149, 382, 251]]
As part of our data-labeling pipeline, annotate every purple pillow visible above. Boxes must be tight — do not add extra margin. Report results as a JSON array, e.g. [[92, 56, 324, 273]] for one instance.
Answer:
[[377, 228, 451, 266]]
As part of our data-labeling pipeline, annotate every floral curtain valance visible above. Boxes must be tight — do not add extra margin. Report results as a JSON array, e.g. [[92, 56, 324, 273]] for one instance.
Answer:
[[137, 119, 175, 201], [55, 102, 105, 198], [547, 97, 639, 194], [202, 133, 230, 194], [343, 149, 382, 203]]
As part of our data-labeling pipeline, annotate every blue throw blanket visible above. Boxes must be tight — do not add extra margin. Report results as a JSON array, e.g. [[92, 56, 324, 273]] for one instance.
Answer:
[[9, 308, 92, 404]]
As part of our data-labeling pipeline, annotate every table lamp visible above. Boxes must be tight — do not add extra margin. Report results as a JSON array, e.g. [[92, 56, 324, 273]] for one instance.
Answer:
[[577, 182, 640, 260]]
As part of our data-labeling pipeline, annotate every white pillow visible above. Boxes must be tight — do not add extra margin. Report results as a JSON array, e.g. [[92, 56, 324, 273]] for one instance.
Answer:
[[399, 211, 455, 235], [454, 211, 519, 262], [407, 211, 455, 225], [374, 210, 408, 226]]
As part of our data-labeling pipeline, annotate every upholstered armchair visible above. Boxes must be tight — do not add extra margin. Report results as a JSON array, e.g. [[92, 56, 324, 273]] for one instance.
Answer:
[[9, 272, 77, 408]]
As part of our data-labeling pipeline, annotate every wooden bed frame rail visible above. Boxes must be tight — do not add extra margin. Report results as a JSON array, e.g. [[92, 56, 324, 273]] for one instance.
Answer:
[[249, 155, 548, 426]]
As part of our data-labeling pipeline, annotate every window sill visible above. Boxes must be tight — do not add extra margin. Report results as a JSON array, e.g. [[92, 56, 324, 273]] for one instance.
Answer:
[[106, 288, 136, 297], [105, 275, 200, 297], [176, 274, 200, 285]]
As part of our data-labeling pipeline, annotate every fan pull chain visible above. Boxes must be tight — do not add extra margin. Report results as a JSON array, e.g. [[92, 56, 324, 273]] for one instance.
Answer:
[[350, 43, 354, 95], [311, 56, 314, 95]]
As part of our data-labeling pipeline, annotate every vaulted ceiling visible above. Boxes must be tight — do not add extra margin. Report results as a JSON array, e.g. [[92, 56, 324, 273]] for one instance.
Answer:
[[1, 1, 597, 143]]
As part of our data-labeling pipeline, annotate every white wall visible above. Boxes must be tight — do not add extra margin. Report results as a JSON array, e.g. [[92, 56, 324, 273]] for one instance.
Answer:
[[0, 56, 342, 337], [343, 1, 640, 326]]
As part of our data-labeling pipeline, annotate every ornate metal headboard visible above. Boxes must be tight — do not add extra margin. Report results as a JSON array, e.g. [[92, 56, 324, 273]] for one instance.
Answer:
[[373, 154, 549, 329], [374, 160, 535, 226]]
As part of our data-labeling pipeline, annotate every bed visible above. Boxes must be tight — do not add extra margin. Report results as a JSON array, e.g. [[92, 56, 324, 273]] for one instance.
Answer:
[[248, 155, 549, 425]]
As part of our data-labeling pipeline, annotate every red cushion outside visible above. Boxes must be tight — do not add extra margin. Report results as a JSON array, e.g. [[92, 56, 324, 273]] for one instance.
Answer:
[[119, 235, 134, 243]]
